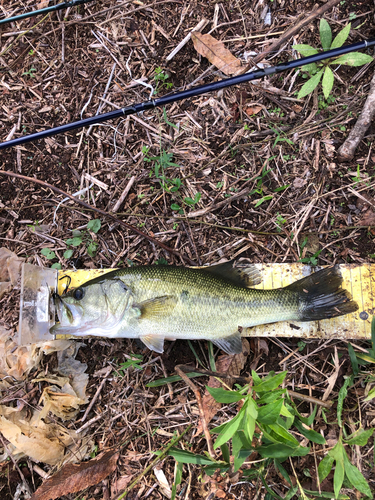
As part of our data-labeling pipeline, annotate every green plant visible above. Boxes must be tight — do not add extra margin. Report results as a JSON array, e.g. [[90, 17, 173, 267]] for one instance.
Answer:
[[270, 127, 294, 147], [115, 354, 143, 376], [65, 219, 102, 259], [166, 369, 373, 499], [318, 429, 373, 498], [153, 67, 173, 94], [294, 20, 373, 99], [298, 236, 322, 266], [275, 213, 287, 231], [143, 146, 201, 213], [22, 67, 37, 78]]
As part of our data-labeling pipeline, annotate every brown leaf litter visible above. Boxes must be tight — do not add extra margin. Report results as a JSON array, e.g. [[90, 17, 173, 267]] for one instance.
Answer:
[[192, 32, 242, 76], [30, 450, 119, 500]]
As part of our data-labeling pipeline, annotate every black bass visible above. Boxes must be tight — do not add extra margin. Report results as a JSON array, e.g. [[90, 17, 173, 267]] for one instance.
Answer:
[[52, 263, 358, 355]]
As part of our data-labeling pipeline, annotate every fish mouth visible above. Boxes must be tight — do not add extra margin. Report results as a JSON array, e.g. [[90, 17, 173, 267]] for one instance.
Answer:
[[52, 294, 83, 330]]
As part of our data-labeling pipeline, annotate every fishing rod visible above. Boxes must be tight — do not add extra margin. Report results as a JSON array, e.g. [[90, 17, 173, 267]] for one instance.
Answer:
[[0, 38, 374, 150], [0, 0, 94, 26]]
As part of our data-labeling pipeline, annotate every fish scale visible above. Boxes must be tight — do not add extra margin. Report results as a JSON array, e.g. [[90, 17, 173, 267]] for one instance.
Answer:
[[52, 263, 358, 355]]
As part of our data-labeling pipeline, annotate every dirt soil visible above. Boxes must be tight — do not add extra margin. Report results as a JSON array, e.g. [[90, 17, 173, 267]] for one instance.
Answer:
[[0, 0, 375, 499]]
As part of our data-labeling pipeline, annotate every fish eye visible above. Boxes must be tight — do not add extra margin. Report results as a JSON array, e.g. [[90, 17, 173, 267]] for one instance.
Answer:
[[73, 287, 85, 300]]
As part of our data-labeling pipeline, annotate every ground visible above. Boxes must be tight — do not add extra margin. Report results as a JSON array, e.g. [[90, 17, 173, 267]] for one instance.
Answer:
[[0, 0, 375, 498]]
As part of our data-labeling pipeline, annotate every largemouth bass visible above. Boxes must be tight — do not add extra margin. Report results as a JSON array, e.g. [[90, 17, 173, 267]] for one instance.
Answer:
[[52, 262, 358, 355]]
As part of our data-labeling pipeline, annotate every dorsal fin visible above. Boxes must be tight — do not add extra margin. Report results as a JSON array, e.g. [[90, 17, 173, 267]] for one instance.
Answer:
[[194, 260, 262, 288]]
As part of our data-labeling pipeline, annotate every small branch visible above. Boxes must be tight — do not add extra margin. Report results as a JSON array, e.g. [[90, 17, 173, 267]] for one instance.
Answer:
[[0, 170, 196, 266], [175, 365, 215, 459], [338, 68, 375, 161], [253, 0, 342, 64]]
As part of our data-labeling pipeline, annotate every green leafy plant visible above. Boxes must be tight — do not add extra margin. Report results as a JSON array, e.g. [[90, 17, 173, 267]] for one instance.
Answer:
[[65, 219, 102, 259], [318, 431, 373, 499], [40, 248, 61, 269], [168, 372, 320, 477], [153, 67, 173, 94], [22, 67, 37, 78], [294, 20, 373, 99], [298, 236, 322, 266], [275, 212, 287, 232], [115, 354, 143, 376], [143, 146, 201, 213], [166, 369, 373, 499]]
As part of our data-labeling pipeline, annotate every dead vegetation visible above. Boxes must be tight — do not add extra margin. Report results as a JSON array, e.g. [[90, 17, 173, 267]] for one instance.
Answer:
[[0, 0, 375, 498]]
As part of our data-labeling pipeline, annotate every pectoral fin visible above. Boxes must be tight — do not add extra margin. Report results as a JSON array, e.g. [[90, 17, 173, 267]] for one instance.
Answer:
[[139, 295, 177, 320], [211, 332, 243, 355], [140, 335, 165, 353]]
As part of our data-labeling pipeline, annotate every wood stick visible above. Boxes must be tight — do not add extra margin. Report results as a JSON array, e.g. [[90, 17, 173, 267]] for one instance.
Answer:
[[253, 0, 342, 64], [338, 69, 375, 161]]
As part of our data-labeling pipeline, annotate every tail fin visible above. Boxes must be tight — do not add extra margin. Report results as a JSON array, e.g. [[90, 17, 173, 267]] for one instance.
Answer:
[[286, 266, 358, 321]]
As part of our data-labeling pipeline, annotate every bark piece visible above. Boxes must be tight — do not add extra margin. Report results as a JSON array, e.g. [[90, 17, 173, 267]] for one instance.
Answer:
[[338, 69, 375, 161]]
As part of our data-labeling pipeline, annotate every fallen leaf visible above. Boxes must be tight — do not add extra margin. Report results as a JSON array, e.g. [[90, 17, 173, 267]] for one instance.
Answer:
[[30, 450, 119, 500], [196, 339, 249, 435], [244, 104, 262, 116], [0, 247, 24, 299], [192, 32, 242, 76], [37, 0, 49, 8], [302, 233, 320, 255], [293, 177, 306, 189], [0, 406, 77, 465], [358, 210, 375, 226], [111, 475, 133, 498], [154, 467, 171, 499]]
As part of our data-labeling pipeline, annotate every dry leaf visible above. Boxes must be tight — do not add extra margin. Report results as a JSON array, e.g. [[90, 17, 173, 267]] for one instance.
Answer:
[[30, 450, 119, 500], [196, 339, 249, 435], [111, 475, 133, 498], [37, 0, 49, 8], [192, 32, 242, 76], [0, 247, 24, 299], [0, 406, 77, 465], [358, 209, 375, 226], [154, 467, 171, 499], [293, 177, 306, 189], [244, 104, 262, 116], [0, 335, 73, 383]]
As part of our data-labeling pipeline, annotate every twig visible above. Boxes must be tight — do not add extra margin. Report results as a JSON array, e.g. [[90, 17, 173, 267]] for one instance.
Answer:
[[114, 424, 192, 500], [166, 18, 208, 62], [253, 0, 342, 63], [112, 176, 136, 213], [338, 69, 375, 161], [175, 365, 215, 458], [80, 366, 112, 423], [288, 390, 332, 409], [0, 170, 196, 265]]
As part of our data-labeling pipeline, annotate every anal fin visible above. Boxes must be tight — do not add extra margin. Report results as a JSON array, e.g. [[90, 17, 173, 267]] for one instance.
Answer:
[[211, 332, 243, 355], [140, 335, 165, 353]]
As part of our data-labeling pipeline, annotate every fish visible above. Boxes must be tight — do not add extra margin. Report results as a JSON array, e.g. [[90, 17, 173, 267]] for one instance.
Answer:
[[51, 262, 358, 355]]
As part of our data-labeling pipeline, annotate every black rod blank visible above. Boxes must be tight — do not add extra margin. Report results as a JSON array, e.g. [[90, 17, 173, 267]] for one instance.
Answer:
[[0, 0, 94, 26], [0, 38, 374, 150]]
